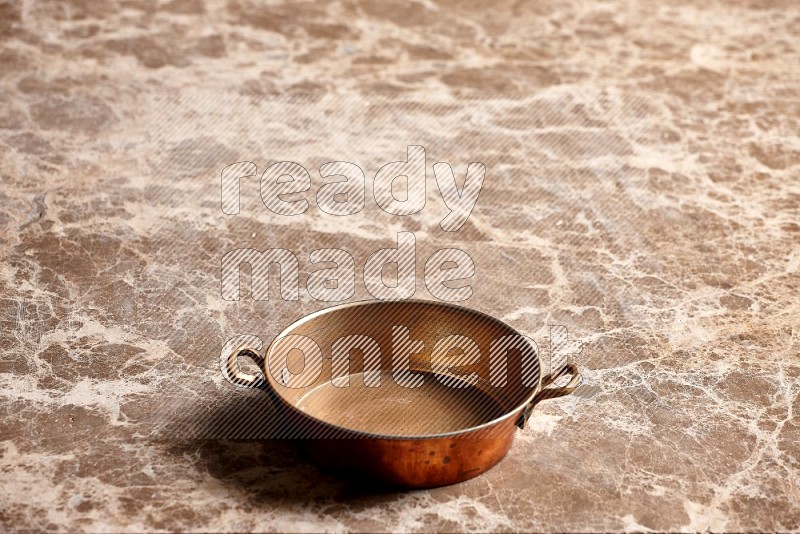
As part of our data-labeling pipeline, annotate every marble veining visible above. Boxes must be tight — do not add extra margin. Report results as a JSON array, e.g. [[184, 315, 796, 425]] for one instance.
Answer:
[[1, 0, 799, 531]]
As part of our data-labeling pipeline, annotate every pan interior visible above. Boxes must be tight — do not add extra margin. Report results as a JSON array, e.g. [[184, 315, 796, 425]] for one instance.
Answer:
[[295, 370, 506, 436], [267, 300, 542, 437]]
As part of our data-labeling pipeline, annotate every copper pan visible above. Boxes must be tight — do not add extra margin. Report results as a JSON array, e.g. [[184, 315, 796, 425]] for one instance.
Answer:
[[225, 299, 581, 488]]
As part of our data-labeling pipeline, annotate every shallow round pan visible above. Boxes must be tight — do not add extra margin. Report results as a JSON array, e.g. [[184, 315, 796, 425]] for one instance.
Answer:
[[225, 299, 581, 488]]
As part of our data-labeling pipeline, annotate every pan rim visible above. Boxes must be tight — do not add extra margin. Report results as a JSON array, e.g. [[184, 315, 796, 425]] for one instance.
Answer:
[[263, 298, 544, 440]]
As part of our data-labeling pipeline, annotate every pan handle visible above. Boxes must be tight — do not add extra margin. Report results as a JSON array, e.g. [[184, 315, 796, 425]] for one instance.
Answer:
[[516, 363, 582, 429], [223, 346, 271, 391]]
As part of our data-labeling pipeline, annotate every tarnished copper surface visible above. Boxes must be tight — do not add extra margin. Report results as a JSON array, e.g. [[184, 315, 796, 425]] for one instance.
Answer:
[[302, 425, 518, 489]]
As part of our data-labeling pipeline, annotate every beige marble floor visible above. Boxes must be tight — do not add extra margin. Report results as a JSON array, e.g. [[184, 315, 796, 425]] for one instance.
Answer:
[[1, 0, 799, 531]]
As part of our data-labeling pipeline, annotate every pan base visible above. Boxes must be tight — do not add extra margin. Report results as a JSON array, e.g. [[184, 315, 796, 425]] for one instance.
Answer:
[[294, 371, 507, 436]]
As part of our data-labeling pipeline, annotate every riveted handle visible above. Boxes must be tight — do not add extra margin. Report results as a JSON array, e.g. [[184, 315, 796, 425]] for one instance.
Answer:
[[517, 363, 582, 429], [223, 346, 270, 391]]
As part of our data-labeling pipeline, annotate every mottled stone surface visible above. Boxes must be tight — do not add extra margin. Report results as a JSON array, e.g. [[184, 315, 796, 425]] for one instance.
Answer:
[[1, 0, 799, 531]]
